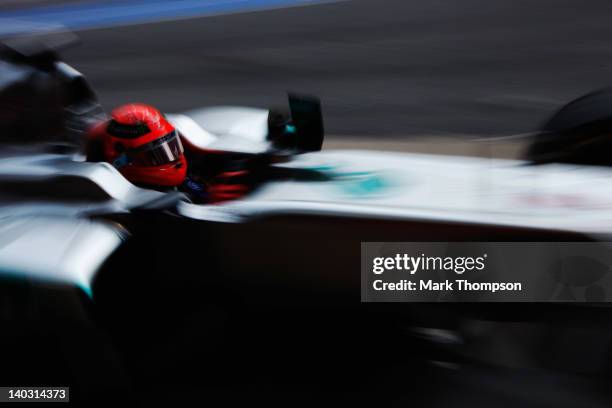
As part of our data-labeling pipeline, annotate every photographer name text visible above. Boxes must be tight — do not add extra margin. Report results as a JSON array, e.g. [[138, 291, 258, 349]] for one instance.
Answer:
[[371, 254, 522, 293]]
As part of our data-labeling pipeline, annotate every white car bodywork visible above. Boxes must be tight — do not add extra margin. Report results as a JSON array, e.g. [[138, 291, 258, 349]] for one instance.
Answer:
[[170, 106, 612, 236], [0, 215, 125, 295], [1, 107, 611, 237], [178, 150, 612, 236], [0, 105, 611, 289]]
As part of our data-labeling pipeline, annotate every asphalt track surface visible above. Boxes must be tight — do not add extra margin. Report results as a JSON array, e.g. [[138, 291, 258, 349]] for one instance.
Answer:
[[56, 0, 612, 137]]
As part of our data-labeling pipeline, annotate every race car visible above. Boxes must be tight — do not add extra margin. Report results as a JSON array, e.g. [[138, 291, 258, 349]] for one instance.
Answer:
[[2, 33, 612, 296], [6, 33, 612, 295], [3, 35, 612, 406]]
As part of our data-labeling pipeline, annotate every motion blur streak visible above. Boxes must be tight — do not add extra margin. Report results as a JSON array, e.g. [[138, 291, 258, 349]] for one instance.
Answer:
[[53, 0, 612, 138], [0, 0, 334, 36]]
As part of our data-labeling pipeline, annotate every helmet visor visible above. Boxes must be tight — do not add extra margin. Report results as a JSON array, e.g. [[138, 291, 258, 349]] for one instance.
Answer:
[[130, 131, 184, 166]]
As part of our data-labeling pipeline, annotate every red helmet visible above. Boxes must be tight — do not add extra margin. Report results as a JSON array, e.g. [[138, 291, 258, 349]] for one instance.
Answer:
[[87, 103, 187, 187]]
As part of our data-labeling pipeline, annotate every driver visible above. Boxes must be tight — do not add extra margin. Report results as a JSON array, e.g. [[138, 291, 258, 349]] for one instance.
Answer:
[[85, 103, 248, 203]]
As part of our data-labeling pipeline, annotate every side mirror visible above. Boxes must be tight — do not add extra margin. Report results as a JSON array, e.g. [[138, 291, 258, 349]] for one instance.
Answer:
[[267, 94, 325, 153], [288, 93, 324, 152]]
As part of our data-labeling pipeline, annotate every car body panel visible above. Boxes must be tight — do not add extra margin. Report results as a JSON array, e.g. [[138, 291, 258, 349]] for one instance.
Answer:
[[169, 107, 270, 154], [2, 142, 612, 236], [174, 149, 612, 236], [0, 214, 125, 294]]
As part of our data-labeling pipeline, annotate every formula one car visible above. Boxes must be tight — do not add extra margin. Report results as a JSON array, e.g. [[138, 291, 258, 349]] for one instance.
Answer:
[[4, 35, 612, 406]]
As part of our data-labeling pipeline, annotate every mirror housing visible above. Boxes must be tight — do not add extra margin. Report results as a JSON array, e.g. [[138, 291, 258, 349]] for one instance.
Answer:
[[268, 93, 324, 153]]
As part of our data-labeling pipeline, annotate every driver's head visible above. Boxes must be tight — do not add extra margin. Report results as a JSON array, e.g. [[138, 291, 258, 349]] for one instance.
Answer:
[[88, 103, 187, 187]]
